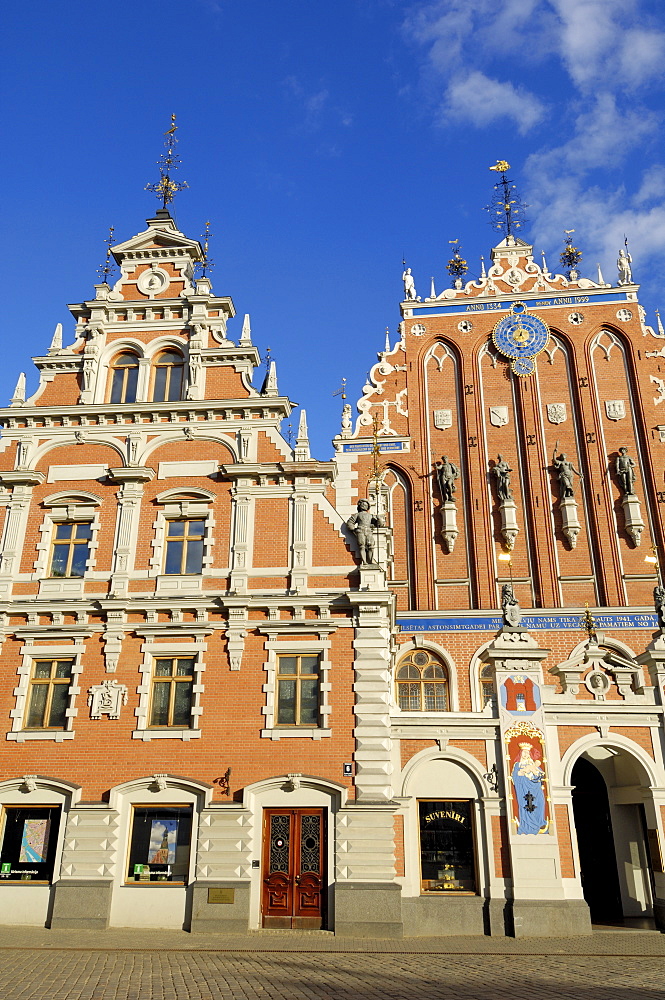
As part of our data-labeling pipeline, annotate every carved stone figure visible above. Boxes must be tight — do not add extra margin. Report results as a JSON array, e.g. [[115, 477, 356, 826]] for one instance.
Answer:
[[615, 446, 637, 495], [341, 403, 352, 435], [617, 247, 633, 285], [552, 449, 582, 499], [346, 499, 384, 565], [501, 583, 522, 627], [402, 268, 417, 301], [435, 455, 460, 503], [492, 455, 513, 502], [654, 584, 665, 630]]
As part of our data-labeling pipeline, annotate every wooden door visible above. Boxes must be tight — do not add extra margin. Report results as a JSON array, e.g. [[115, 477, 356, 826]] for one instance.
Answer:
[[261, 808, 325, 929]]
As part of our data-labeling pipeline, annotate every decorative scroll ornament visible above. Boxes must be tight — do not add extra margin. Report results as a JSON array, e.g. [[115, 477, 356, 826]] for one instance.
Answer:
[[88, 679, 128, 720]]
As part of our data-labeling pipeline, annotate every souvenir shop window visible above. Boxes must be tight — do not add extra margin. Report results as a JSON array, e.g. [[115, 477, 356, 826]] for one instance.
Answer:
[[0, 806, 62, 883], [418, 800, 477, 894], [125, 805, 193, 884]]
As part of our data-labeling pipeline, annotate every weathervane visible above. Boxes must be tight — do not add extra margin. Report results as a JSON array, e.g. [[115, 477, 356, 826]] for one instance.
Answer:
[[446, 239, 468, 286], [196, 221, 215, 278], [560, 230, 582, 279], [145, 114, 189, 209], [96, 226, 116, 284], [485, 160, 527, 238]]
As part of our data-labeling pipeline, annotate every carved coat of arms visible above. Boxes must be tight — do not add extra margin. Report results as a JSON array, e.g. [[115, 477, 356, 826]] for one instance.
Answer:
[[489, 406, 509, 427], [547, 403, 567, 425], [605, 399, 626, 421], [433, 409, 452, 430]]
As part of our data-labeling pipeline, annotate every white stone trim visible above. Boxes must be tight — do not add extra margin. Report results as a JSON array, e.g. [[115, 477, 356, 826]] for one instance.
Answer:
[[132, 639, 206, 741], [6, 641, 86, 742], [149, 499, 215, 577], [33, 500, 101, 582], [261, 638, 332, 739]]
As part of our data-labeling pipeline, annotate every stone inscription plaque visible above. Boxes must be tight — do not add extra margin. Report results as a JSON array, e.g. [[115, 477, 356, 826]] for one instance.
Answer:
[[208, 888, 235, 904]]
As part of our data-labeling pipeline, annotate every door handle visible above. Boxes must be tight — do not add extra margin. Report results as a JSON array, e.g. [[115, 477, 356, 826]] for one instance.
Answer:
[[295, 875, 301, 884]]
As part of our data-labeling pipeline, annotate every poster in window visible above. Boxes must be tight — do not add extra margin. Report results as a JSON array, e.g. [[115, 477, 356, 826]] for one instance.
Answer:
[[418, 800, 476, 893], [148, 819, 178, 865], [19, 818, 51, 863]]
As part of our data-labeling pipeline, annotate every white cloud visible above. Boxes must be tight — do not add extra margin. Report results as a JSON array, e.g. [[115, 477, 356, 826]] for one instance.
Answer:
[[443, 71, 546, 133]]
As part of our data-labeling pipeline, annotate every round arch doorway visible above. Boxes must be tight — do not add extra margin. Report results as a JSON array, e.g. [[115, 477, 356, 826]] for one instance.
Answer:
[[571, 750, 656, 927]]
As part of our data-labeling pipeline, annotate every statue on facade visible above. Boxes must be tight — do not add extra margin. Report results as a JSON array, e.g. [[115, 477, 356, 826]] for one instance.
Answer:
[[346, 499, 384, 565], [552, 448, 583, 499], [615, 446, 637, 495], [654, 584, 665, 630], [341, 403, 352, 435], [402, 267, 417, 301], [435, 455, 460, 503], [617, 247, 633, 285], [501, 583, 522, 627], [491, 455, 513, 501]]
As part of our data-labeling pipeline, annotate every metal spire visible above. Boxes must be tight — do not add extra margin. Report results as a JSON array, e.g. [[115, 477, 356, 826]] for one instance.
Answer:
[[560, 230, 583, 279], [97, 226, 116, 284], [485, 160, 528, 238], [145, 114, 189, 210], [196, 220, 215, 278], [446, 239, 468, 286]]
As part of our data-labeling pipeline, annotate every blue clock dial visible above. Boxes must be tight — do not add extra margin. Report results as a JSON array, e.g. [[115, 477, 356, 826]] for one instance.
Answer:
[[492, 303, 549, 361], [511, 356, 536, 377]]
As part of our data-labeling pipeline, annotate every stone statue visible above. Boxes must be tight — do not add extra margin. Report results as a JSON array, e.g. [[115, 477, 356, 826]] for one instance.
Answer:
[[552, 449, 582, 499], [341, 403, 352, 435], [654, 584, 665, 630], [492, 455, 513, 502], [615, 446, 637, 495], [501, 583, 522, 627], [402, 268, 417, 301], [617, 247, 633, 285], [346, 499, 384, 565], [435, 455, 460, 503]]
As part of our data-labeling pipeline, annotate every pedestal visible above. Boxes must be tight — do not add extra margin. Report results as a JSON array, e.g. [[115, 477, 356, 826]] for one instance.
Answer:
[[621, 494, 645, 546], [499, 499, 519, 551], [559, 496, 581, 548], [440, 501, 458, 553]]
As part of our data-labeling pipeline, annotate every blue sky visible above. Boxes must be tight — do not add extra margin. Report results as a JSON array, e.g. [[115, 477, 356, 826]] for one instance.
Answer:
[[2, 0, 665, 458]]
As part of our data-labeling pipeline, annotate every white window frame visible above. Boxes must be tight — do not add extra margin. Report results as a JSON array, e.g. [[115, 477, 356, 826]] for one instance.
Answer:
[[35, 497, 101, 581], [261, 639, 331, 740], [149, 496, 215, 580], [7, 642, 86, 742], [133, 639, 206, 741]]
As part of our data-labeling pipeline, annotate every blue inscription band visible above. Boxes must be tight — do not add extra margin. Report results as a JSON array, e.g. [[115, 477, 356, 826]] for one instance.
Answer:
[[341, 441, 406, 453], [408, 291, 629, 319], [397, 612, 658, 632]]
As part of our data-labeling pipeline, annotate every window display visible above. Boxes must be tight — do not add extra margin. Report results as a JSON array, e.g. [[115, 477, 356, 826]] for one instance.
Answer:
[[0, 806, 61, 882], [418, 800, 477, 893], [126, 806, 193, 884]]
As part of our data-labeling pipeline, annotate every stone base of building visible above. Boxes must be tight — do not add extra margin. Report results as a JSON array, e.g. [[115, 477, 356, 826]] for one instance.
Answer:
[[190, 881, 251, 933], [49, 879, 113, 930], [334, 882, 403, 938], [402, 894, 490, 936], [510, 899, 592, 937], [653, 897, 665, 933]]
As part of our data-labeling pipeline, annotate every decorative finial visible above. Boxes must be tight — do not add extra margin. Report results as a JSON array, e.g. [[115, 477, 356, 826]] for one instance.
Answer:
[[579, 602, 598, 642], [97, 226, 116, 284], [48, 323, 63, 355], [196, 220, 215, 278], [446, 239, 468, 286], [294, 409, 310, 461], [240, 314, 252, 343], [485, 161, 527, 237], [560, 230, 582, 280], [11, 372, 26, 406], [145, 114, 189, 210]]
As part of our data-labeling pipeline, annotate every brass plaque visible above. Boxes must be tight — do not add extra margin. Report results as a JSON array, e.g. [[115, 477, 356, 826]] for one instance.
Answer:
[[208, 887, 235, 904]]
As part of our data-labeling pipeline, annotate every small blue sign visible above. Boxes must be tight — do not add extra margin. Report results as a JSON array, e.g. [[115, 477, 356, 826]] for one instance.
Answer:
[[341, 441, 406, 453]]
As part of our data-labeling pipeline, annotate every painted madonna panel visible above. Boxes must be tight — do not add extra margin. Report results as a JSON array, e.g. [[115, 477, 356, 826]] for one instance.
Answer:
[[505, 722, 550, 835]]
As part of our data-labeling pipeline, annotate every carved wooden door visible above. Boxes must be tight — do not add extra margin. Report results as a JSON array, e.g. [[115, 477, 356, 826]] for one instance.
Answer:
[[261, 808, 325, 929]]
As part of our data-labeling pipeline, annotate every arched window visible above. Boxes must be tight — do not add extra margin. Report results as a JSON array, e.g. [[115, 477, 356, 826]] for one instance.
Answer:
[[109, 352, 139, 404], [152, 350, 184, 402], [396, 649, 449, 711], [479, 664, 495, 709]]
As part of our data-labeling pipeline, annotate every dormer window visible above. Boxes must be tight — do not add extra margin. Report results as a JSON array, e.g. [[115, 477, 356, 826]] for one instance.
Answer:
[[152, 350, 184, 402], [109, 352, 139, 404]]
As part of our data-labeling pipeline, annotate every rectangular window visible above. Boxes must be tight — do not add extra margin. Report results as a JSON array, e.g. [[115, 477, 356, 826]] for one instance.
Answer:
[[164, 519, 205, 575], [276, 654, 320, 727], [0, 806, 62, 883], [25, 660, 73, 729], [418, 800, 477, 894], [149, 657, 195, 728], [49, 522, 92, 578], [125, 805, 193, 884]]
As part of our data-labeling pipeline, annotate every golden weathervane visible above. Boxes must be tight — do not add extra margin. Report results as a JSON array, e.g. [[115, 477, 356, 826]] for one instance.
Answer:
[[145, 114, 189, 209]]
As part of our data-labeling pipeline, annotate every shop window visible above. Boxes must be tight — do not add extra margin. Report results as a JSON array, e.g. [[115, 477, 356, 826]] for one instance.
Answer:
[[418, 800, 477, 894], [125, 805, 193, 884], [152, 350, 184, 402], [109, 352, 139, 404], [479, 664, 495, 709], [25, 660, 74, 730], [396, 650, 449, 711], [49, 521, 92, 578], [149, 657, 195, 728], [164, 519, 205, 575], [0, 806, 61, 883], [277, 654, 321, 727]]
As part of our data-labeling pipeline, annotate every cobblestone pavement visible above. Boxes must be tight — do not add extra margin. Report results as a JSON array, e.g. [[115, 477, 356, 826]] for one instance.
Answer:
[[1, 946, 665, 1000]]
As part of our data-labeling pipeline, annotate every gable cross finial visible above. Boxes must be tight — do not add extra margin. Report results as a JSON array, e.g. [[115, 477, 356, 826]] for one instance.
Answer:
[[485, 160, 528, 238], [196, 220, 215, 278], [96, 226, 116, 284], [145, 113, 189, 210]]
